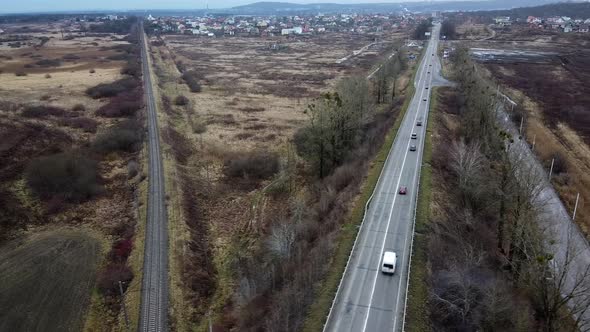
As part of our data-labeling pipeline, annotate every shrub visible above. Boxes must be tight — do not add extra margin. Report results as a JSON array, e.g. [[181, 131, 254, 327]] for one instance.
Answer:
[[89, 68, 96, 74], [72, 104, 86, 112], [44, 73, 52, 79], [97, 263, 133, 296], [174, 95, 189, 106], [62, 54, 81, 61], [93, 120, 143, 153], [181, 70, 202, 93], [106, 54, 129, 61], [121, 60, 141, 78], [57, 117, 99, 133], [95, 92, 142, 117], [40, 94, 50, 101], [127, 160, 139, 178], [15, 70, 27, 76], [240, 107, 266, 113], [36, 59, 61, 67], [86, 78, 140, 99], [21, 105, 67, 118], [25, 152, 101, 202], [223, 150, 279, 180]]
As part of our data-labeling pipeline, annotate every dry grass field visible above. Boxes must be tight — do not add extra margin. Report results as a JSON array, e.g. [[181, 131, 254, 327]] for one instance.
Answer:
[[0, 20, 145, 331], [157, 33, 402, 149], [148, 29, 409, 329]]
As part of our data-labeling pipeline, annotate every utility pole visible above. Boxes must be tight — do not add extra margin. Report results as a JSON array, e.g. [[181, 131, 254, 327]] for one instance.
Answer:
[[119, 281, 130, 329], [573, 193, 580, 221], [519, 116, 524, 135], [549, 158, 555, 180], [532, 134, 536, 151]]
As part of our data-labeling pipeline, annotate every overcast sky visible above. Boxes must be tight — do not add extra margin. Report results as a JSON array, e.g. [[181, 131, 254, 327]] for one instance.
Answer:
[[0, 0, 479, 13]]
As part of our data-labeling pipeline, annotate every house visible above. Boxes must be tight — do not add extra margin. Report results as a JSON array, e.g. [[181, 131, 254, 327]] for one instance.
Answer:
[[563, 24, 573, 33], [494, 16, 512, 27], [281, 27, 303, 35], [527, 16, 542, 24], [0, 29, 4, 34], [579, 24, 589, 33]]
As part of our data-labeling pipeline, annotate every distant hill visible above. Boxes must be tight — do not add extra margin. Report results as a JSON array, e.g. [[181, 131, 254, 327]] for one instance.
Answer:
[[229, 0, 563, 15], [471, 2, 590, 19]]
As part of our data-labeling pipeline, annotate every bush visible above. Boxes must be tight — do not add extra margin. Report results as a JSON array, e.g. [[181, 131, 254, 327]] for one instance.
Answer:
[[93, 120, 143, 153], [97, 263, 133, 296], [174, 95, 189, 106], [62, 54, 81, 61], [57, 117, 99, 133], [127, 160, 139, 178], [106, 54, 129, 61], [44, 73, 51, 79], [36, 59, 61, 67], [25, 152, 101, 202], [223, 151, 279, 180], [15, 70, 27, 76], [181, 70, 202, 93], [86, 77, 140, 99], [89, 68, 95, 74], [21, 105, 67, 118], [95, 92, 142, 117], [72, 104, 86, 112], [121, 60, 141, 78]]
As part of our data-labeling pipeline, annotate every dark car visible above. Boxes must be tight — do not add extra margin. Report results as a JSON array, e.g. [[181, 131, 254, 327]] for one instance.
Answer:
[[417, 120, 422, 126], [423, 98, 427, 101], [427, 71, 431, 74], [410, 145, 417, 151], [425, 87, 429, 89], [399, 186, 407, 195]]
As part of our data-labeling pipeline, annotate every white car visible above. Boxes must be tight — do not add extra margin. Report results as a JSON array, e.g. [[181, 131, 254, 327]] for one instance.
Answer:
[[382, 251, 397, 274], [411, 133, 417, 139]]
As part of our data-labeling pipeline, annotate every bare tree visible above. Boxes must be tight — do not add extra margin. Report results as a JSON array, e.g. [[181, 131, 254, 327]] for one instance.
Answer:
[[449, 139, 486, 193], [520, 221, 590, 331]]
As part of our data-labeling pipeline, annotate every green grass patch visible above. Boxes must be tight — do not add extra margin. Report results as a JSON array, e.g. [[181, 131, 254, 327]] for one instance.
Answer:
[[302, 53, 423, 332], [404, 86, 438, 332]]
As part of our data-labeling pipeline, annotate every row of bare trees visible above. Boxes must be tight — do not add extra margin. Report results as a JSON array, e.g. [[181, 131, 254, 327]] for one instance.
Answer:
[[426, 48, 590, 331]]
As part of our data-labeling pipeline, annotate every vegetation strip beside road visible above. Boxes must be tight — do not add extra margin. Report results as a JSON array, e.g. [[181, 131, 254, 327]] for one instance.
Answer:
[[303, 52, 422, 332], [404, 86, 437, 332]]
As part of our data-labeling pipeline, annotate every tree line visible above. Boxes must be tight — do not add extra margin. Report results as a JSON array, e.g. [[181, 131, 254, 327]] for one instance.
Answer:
[[425, 47, 590, 331]]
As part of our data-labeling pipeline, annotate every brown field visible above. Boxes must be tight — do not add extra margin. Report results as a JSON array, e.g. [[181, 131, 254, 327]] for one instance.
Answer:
[[157, 33, 402, 149], [0, 22, 145, 331], [149, 30, 409, 329]]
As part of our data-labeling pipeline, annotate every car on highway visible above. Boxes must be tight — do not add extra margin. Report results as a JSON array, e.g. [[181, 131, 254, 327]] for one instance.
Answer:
[[425, 87, 429, 89], [399, 186, 407, 195], [416, 120, 422, 126], [411, 133, 417, 139], [409, 145, 417, 151], [427, 71, 431, 74], [381, 251, 397, 274], [423, 98, 427, 101]]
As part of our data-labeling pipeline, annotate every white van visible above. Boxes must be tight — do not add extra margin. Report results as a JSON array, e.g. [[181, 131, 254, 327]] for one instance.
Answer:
[[381, 251, 397, 274]]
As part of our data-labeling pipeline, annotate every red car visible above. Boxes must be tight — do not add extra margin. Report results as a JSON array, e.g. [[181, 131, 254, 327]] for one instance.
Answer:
[[399, 186, 407, 195]]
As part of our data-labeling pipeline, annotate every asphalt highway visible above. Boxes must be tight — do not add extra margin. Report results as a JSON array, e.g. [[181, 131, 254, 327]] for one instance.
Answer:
[[139, 22, 169, 332], [324, 24, 442, 332]]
